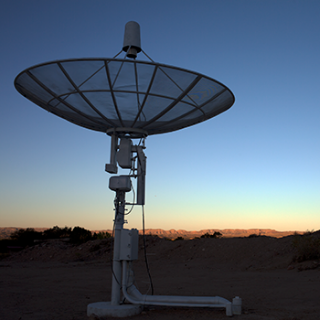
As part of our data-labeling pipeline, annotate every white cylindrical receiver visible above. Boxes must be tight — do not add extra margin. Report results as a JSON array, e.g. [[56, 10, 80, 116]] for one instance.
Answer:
[[123, 21, 141, 58]]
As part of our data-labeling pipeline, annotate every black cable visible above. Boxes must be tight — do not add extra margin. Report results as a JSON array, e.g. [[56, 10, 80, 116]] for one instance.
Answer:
[[110, 195, 121, 287], [142, 205, 154, 295], [136, 138, 144, 174], [124, 182, 135, 215]]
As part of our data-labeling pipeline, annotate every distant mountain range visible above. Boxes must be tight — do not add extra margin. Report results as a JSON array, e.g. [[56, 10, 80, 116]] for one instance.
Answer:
[[0, 227, 302, 240], [139, 228, 302, 239]]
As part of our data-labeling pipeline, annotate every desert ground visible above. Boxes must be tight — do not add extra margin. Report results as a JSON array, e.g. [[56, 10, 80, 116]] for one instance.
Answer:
[[1, 233, 320, 320]]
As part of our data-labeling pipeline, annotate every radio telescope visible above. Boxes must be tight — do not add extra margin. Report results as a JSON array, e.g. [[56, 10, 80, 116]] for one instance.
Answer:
[[15, 21, 241, 318]]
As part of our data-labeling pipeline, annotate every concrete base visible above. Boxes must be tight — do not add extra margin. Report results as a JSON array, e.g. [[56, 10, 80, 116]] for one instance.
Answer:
[[87, 302, 142, 318]]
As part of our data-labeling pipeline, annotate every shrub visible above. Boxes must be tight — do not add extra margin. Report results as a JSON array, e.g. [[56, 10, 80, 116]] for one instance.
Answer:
[[248, 233, 260, 238], [43, 226, 71, 239], [292, 232, 320, 262], [10, 228, 42, 246], [8, 226, 108, 247], [174, 236, 184, 241], [69, 226, 94, 244], [201, 232, 222, 239], [94, 231, 111, 239]]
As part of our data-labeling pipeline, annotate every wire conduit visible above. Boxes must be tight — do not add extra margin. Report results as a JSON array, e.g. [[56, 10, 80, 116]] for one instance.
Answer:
[[121, 261, 233, 316]]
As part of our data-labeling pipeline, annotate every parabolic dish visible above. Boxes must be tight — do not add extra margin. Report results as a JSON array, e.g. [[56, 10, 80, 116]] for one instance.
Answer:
[[14, 58, 235, 136]]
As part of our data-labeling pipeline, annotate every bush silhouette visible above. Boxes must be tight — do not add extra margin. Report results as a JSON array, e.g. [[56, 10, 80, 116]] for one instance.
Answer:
[[7, 226, 112, 249], [94, 231, 111, 239], [292, 231, 320, 262], [70, 226, 94, 244], [10, 228, 42, 246], [43, 226, 72, 239], [201, 232, 222, 239], [248, 233, 260, 238]]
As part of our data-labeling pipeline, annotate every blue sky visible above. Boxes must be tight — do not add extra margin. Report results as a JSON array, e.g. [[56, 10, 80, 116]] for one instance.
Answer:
[[1, 0, 319, 232]]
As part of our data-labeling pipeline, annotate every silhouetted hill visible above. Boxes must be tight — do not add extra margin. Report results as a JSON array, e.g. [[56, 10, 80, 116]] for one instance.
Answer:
[[1, 227, 302, 240]]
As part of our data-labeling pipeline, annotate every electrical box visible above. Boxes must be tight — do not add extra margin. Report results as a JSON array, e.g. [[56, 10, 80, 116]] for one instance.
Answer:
[[119, 228, 139, 261], [109, 175, 131, 192], [117, 138, 132, 169], [105, 163, 118, 174]]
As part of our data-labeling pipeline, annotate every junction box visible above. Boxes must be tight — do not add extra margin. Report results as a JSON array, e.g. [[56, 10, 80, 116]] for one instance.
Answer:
[[120, 229, 139, 261]]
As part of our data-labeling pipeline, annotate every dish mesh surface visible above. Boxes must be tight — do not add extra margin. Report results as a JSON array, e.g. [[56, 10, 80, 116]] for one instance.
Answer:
[[15, 58, 234, 135]]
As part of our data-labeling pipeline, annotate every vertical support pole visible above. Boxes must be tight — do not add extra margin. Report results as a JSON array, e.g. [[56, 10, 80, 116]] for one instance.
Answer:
[[111, 190, 125, 305], [136, 146, 146, 205]]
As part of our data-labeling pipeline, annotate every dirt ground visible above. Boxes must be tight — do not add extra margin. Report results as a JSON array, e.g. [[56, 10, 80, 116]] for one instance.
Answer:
[[1, 234, 320, 320]]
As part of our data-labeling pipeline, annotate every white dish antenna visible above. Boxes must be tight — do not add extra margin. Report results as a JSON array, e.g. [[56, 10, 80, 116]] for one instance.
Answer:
[[14, 21, 241, 318]]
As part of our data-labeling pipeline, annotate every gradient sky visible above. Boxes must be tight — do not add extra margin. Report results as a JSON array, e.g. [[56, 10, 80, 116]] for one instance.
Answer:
[[1, 0, 319, 232]]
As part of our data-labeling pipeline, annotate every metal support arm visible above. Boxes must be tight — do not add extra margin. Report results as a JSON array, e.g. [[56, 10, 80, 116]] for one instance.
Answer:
[[136, 146, 146, 205]]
